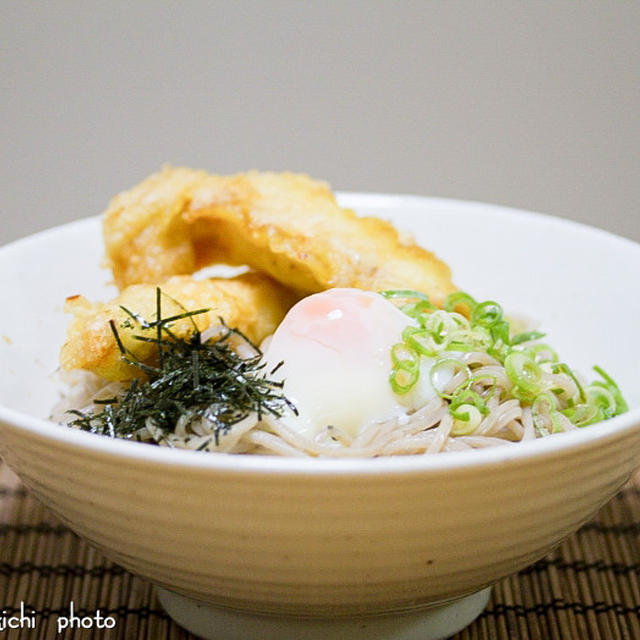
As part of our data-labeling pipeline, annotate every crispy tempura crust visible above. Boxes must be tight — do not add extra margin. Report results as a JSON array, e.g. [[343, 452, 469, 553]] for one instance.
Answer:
[[60, 273, 296, 381], [103, 167, 456, 305]]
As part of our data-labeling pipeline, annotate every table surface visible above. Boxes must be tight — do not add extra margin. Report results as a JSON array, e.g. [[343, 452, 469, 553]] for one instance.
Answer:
[[0, 461, 638, 640]]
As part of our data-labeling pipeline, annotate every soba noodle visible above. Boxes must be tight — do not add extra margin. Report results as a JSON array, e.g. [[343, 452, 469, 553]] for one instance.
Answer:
[[51, 357, 611, 457]]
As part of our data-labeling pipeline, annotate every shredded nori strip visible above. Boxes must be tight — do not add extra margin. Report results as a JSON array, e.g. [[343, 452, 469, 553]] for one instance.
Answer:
[[68, 288, 295, 447]]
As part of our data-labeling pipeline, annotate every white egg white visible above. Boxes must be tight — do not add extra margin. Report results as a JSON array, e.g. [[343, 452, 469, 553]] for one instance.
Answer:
[[263, 288, 452, 439]]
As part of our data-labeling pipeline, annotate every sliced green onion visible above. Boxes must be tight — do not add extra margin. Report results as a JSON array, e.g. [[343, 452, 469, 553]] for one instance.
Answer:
[[443, 291, 477, 315], [450, 388, 489, 417], [549, 410, 566, 434], [531, 392, 557, 436], [445, 335, 482, 352], [551, 362, 586, 403], [429, 358, 471, 399], [451, 404, 483, 435], [467, 372, 498, 386], [592, 366, 628, 415], [389, 341, 420, 394], [504, 351, 543, 400], [519, 343, 559, 364], [448, 327, 493, 353], [423, 310, 469, 333], [403, 300, 437, 324], [586, 385, 617, 419], [510, 331, 546, 346], [471, 301, 503, 328], [391, 342, 419, 367], [562, 403, 601, 428], [390, 361, 420, 394], [380, 289, 430, 301], [491, 319, 510, 344], [466, 373, 499, 403], [383, 289, 627, 433], [402, 326, 441, 357]]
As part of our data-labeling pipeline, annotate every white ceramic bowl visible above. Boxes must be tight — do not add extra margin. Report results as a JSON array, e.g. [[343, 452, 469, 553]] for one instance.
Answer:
[[1, 195, 639, 640]]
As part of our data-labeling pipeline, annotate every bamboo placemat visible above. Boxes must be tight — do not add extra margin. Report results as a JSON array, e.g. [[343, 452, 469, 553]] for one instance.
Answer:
[[0, 461, 638, 640]]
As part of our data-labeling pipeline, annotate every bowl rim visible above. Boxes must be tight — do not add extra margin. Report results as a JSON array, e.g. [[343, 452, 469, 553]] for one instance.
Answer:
[[1, 193, 639, 477], [1, 400, 639, 476]]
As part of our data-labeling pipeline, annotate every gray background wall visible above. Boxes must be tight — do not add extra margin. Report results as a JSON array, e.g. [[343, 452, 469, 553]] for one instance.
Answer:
[[2, 1, 639, 246]]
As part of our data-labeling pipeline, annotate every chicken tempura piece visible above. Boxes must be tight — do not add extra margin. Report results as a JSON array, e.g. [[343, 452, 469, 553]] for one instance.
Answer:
[[103, 167, 456, 305], [60, 273, 296, 381]]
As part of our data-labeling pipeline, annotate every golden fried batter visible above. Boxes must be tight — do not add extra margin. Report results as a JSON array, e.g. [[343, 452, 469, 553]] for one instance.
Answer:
[[60, 273, 295, 381], [103, 167, 456, 305]]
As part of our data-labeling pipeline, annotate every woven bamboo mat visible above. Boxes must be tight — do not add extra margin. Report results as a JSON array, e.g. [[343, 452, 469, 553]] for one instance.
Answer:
[[0, 461, 638, 640]]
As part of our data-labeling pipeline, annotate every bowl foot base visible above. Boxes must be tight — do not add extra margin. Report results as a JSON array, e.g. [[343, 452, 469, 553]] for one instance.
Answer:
[[156, 586, 492, 640]]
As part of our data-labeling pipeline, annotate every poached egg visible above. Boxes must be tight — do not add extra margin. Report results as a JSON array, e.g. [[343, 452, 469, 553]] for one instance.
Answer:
[[263, 288, 448, 439]]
